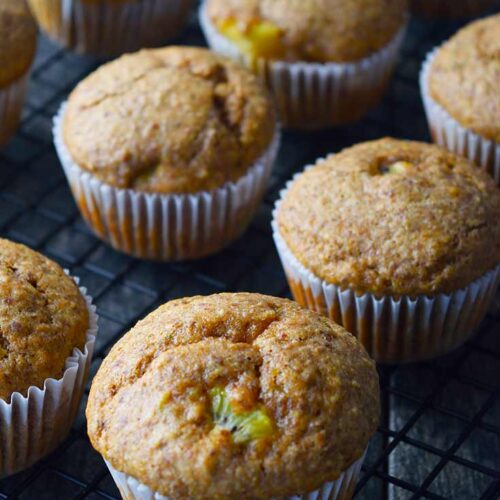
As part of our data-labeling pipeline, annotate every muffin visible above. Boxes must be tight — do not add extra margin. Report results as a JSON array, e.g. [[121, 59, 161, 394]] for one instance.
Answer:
[[421, 14, 500, 185], [200, 0, 408, 128], [273, 138, 500, 364], [87, 293, 379, 499], [27, 0, 194, 57], [0, 238, 98, 477], [411, 0, 496, 18], [54, 46, 279, 261], [0, 0, 37, 147]]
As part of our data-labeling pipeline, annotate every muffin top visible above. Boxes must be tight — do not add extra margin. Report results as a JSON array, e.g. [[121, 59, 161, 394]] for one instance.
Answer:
[[0, 239, 89, 401], [87, 293, 379, 499], [276, 138, 500, 297], [206, 0, 408, 63], [0, 0, 37, 88], [63, 47, 276, 194], [428, 14, 500, 142]]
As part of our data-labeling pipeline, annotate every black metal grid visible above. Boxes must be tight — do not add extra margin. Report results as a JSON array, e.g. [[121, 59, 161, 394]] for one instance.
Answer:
[[1, 5, 499, 500]]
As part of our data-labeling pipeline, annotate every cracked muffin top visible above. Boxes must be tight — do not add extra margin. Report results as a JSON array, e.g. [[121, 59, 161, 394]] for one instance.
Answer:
[[87, 293, 379, 499], [63, 47, 276, 194], [428, 14, 500, 142], [206, 0, 408, 63], [0, 0, 37, 88], [0, 238, 89, 401], [276, 138, 500, 297]]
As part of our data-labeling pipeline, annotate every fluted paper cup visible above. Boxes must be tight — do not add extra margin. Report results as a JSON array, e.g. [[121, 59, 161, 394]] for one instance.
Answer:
[[53, 103, 280, 261], [0, 276, 98, 478], [200, 2, 406, 129], [272, 172, 500, 364], [0, 74, 29, 147], [104, 449, 366, 500], [28, 0, 193, 57], [420, 49, 500, 186]]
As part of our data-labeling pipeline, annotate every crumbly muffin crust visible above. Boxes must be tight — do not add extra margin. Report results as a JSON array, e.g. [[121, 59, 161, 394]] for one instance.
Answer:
[[87, 293, 379, 499], [63, 47, 276, 194], [0, 0, 37, 88], [277, 138, 500, 296], [206, 0, 408, 63], [0, 239, 89, 401], [429, 14, 500, 142]]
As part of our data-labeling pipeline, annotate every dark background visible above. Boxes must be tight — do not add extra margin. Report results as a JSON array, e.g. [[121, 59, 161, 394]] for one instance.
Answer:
[[0, 3, 499, 499]]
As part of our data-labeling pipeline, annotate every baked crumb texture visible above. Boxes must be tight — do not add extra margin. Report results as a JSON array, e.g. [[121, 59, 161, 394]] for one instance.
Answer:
[[429, 14, 500, 142], [0, 238, 89, 401], [63, 47, 276, 194], [277, 138, 500, 297], [207, 0, 408, 63], [87, 293, 379, 499], [201, 0, 407, 129]]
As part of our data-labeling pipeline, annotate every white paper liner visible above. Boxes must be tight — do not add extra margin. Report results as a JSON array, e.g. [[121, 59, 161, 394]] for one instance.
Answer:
[[0, 275, 98, 478], [420, 48, 500, 186], [200, 3, 407, 129], [28, 0, 193, 56], [0, 74, 29, 147], [53, 103, 280, 261], [104, 449, 366, 500], [272, 170, 500, 364]]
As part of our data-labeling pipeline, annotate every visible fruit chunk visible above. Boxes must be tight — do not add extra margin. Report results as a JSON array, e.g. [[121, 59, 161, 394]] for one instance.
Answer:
[[218, 18, 284, 62], [389, 161, 413, 174], [379, 160, 413, 175], [210, 386, 274, 444]]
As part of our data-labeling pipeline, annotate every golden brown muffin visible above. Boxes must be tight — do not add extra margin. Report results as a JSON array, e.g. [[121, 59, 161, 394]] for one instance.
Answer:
[[0, 0, 37, 89], [87, 293, 379, 499], [0, 239, 89, 401], [411, 0, 495, 18], [63, 46, 276, 194], [428, 14, 500, 143], [206, 0, 408, 63], [276, 138, 500, 297]]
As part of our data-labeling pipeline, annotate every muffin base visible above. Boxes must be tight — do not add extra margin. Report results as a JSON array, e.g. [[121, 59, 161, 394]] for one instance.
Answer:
[[104, 450, 366, 500], [272, 174, 500, 364], [420, 49, 500, 186], [0, 276, 98, 478], [54, 103, 280, 261], [0, 74, 29, 147], [200, 3, 406, 129], [28, 0, 193, 57]]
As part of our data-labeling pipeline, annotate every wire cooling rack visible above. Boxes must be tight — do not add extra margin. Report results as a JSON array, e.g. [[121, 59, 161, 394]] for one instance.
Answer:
[[1, 5, 499, 500]]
